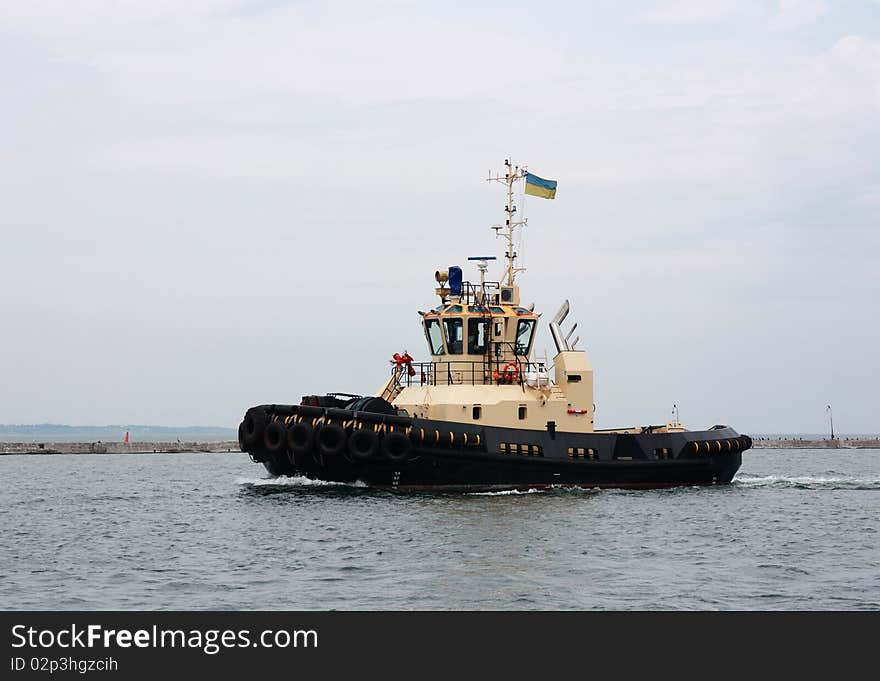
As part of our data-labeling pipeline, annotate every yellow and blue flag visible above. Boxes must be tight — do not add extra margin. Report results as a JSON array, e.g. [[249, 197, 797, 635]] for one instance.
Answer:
[[524, 172, 557, 200]]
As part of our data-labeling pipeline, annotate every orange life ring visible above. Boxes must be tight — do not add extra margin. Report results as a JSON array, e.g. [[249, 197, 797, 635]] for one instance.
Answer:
[[502, 362, 520, 383]]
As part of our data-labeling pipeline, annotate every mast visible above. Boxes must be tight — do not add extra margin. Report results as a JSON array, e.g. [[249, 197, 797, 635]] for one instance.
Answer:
[[487, 159, 528, 287]]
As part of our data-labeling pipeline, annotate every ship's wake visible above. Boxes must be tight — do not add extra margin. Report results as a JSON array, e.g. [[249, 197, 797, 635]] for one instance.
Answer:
[[237, 474, 880, 494], [466, 485, 645, 497], [236, 475, 367, 490], [734, 473, 880, 491], [466, 488, 545, 496]]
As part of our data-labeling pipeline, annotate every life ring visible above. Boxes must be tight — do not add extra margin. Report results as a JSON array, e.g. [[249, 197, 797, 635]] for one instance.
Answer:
[[502, 362, 520, 383]]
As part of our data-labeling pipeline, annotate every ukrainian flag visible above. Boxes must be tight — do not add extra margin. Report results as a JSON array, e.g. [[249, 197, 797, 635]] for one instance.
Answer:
[[524, 172, 557, 199]]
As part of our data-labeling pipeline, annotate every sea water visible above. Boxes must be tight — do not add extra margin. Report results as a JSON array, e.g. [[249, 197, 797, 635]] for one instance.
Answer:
[[1, 449, 877, 610]]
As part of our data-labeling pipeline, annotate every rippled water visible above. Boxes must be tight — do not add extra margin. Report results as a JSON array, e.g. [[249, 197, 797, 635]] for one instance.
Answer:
[[1, 449, 878, 610]]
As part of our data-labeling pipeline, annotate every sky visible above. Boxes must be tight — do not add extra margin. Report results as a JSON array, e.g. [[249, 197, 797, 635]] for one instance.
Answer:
[[1, 0, 878, 433]]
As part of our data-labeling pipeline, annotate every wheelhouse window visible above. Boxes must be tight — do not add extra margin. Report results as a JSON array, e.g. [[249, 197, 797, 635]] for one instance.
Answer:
[[467, 318, 489, 354], [515, 319, 536, 356], [424, 318, 445, 355], [443, 317, 463, 354]]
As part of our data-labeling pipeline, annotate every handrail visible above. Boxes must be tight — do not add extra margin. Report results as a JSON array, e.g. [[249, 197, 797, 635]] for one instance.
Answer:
[[443, 279, 503, 306], [393, 360, 550, 388]]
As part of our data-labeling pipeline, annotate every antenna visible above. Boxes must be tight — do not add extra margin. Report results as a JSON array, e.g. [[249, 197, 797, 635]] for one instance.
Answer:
[[487, 159, 528, 287], [467, 256, 496, 289]]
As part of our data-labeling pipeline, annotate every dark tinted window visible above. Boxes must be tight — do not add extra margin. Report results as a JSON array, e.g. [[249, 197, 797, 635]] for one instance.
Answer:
[[443, 318, 463, 354], [467, 318, 489, 354]]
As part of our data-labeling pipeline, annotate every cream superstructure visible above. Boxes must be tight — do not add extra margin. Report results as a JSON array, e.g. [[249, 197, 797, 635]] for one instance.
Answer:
[[375, 159, 598, 434]]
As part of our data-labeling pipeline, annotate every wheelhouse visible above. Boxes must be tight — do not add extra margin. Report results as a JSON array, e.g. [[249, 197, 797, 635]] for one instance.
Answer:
[[422, 304, 538, 360]]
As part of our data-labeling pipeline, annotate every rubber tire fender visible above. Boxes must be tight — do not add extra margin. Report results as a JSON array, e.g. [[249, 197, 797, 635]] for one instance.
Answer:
[[237, 423, 247, 452], [348, 428, 379, 461], [382, 430, 413, 462], [242, 408, 270, 450], [317, 423, 347, 457], [288, 421, 315, 454], [263, 420, 287, 454]]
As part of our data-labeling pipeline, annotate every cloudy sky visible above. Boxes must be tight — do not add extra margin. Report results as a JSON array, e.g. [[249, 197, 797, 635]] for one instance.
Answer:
[[2, 0, 878, 433]]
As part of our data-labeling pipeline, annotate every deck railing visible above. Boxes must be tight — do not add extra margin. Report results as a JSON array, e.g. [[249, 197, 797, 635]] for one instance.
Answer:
[[393, 359, 551, 388]]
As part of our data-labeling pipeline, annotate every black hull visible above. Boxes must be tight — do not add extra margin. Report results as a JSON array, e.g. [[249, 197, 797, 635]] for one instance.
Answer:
[[241, 403, 749, 493]]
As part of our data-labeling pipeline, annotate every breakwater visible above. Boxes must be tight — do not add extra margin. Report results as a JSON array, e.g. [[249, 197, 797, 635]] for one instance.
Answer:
[[0, 441, 238, 455], [752, 438, 880, 449]]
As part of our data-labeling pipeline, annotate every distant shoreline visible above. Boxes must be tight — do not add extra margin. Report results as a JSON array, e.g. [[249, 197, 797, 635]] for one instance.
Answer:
[[0, 425, 236, 444]]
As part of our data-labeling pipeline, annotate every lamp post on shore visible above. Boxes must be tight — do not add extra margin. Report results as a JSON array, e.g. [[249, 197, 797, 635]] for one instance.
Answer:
[[826, 404, 834, 440]]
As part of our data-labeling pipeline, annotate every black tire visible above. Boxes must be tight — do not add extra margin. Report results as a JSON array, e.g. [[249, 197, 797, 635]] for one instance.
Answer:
[[242, 408, 269, 449], [317, 423, 347, 457], [263, 420, 287, 454], [382, 430, 412, 462], [237, 422, 247, 452], [288, 421, 314, 454], [348, 428, 379, 461], [264, 452, 294, 477]]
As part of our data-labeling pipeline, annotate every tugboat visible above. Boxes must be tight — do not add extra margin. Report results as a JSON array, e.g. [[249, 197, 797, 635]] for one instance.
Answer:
[[238, 160, 750, 491]]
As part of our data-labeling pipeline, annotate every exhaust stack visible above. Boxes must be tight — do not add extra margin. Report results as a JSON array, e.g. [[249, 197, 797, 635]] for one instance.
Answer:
[[550, 300, 570, 353]]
